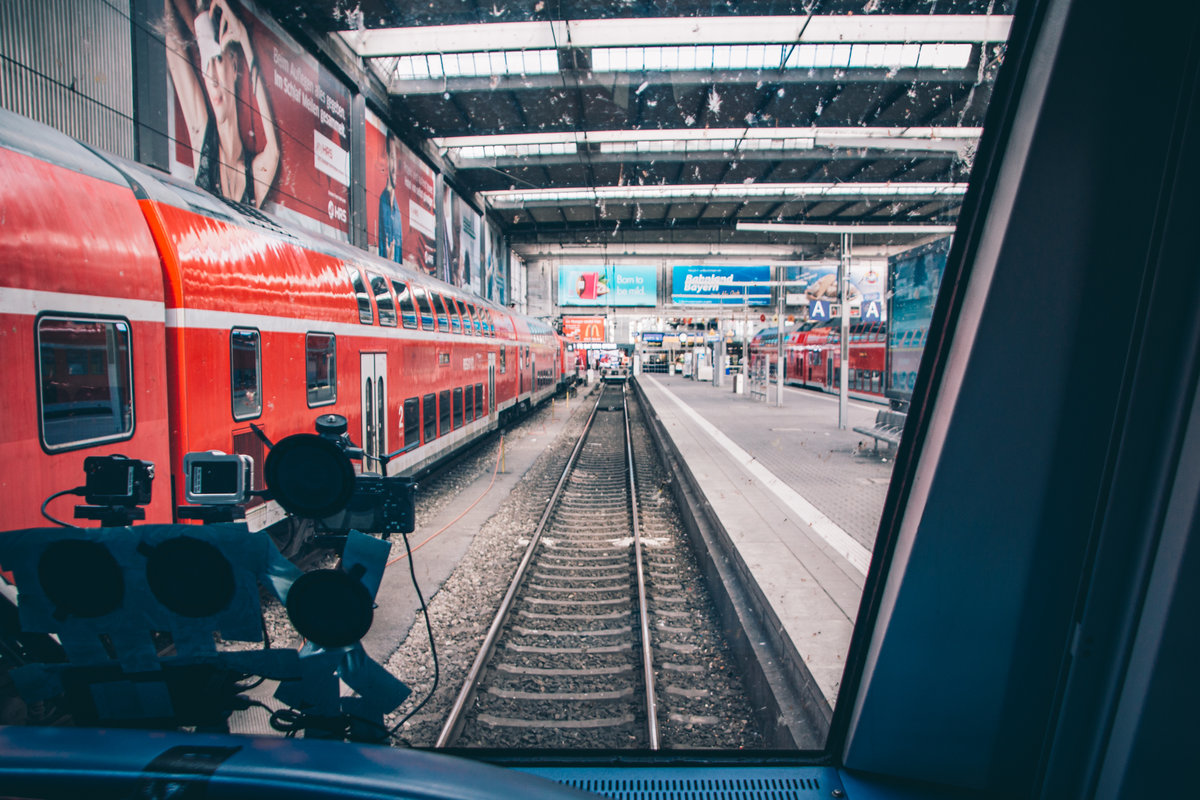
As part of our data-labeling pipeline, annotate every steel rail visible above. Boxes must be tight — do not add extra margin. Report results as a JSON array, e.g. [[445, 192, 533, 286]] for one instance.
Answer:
[[434, 386, 605, 748], [623, 383, 660, 749]]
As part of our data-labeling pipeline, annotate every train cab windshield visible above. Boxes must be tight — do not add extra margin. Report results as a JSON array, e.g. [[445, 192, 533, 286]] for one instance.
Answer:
[[6, 0, 1190, 798]]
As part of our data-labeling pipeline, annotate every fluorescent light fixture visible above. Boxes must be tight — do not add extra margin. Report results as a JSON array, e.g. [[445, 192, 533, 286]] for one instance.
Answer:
[[339, 16, 1012, 57], [437, 126, 979, 149], [438, 127, 981, 162], [737, 222, 959, 234], [483, 182, 968, 207]]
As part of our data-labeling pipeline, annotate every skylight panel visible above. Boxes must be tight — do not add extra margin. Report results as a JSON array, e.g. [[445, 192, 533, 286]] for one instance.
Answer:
[[490, 51, 507, 74], [660, 46, 681, 70], [644, 47, 663, 71], [729, 45, 749, 70], [712, 45, 732, 70], [917, 43, 972, 68]]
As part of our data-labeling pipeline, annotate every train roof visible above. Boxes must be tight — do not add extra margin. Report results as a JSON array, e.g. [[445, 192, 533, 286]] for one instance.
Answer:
[[0, 106, 132, 188]]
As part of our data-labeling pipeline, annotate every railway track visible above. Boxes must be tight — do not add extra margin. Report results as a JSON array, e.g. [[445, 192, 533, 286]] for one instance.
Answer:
[[434, 381, 762, 749]]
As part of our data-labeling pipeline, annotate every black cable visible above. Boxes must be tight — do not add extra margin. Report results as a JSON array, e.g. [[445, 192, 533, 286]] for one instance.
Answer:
[[261, 529, 440, 745], [40, 487, 85, 528], [384, 529, 439, 739]]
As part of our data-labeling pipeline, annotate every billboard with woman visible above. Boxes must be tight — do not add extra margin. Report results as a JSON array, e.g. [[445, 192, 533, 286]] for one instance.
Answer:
[[164, 0, 351, 238]]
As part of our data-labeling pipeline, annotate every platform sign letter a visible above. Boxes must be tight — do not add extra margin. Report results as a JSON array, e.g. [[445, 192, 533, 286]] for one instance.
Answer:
[[862, 300, 881, 322], [810, 299, 829, 320]]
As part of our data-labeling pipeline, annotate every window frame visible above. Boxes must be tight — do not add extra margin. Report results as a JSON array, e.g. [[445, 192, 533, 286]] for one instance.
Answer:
[[433, 293, 450, 331], [304, 331, 337, 408], [438, 389, 452, 436], [403, 396, 420, 449], [394, 280, 418, 329], [346, 266, 375, 325], [414, 286, 436, 330], [423, 393, 437, 443], [35, 313, 136, 453], [230, 327, 263, 421], [453, 386, 464, 429], [369, 272, 397, 327]]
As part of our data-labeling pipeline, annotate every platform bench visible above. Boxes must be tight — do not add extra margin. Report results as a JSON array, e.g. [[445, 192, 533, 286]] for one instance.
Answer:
[[854, 409, 907, 453]]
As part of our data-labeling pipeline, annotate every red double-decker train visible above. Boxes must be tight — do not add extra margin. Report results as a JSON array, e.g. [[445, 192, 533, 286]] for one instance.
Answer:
[[749, 320, 888, 400], [0, 109, 569, 545]]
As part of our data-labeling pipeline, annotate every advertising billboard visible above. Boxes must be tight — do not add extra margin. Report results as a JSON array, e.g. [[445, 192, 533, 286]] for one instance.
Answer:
[[562, 316, 608, 343], [365, 108, 436, 275], [459, 197, 482, 295], [671, 266, 771, 305], [786, 261, 887, 322], [165, 0, 351, 238], [558, 265, 657, 307], [888, 237, 951, 400]]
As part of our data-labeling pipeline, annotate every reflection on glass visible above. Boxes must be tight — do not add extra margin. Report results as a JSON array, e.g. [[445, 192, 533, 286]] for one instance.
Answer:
[[37, 317, 133, 448]]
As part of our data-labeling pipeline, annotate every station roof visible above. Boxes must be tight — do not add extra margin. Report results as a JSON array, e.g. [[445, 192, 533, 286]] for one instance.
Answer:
[[258, 1, 1014, 257]]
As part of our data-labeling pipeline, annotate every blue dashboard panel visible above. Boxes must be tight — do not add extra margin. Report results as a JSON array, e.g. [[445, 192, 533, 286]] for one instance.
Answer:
[[0, 726, 595, 799]]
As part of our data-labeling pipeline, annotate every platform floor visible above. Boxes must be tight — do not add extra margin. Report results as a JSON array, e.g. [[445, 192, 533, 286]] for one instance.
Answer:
[[637, 373, 895, 710]]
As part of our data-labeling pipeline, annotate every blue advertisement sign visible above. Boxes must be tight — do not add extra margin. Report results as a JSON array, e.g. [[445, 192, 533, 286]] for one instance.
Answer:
[[671, 266, 771, 305], [558, 265, 658, 306], [642, 332, 664, 344], [786, 263, 887, 321], [888, 237, 950, 400]]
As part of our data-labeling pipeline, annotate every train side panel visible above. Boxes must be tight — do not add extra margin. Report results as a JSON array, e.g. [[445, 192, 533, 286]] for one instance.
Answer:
[[0, 133, 172, 529]]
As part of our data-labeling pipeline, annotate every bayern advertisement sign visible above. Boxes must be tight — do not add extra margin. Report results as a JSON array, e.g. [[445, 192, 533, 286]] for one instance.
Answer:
[[671, 266, 771, 305], [558, 265, 657, 307]]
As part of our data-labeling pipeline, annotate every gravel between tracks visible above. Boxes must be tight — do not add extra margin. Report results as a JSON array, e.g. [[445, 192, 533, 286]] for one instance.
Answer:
[[382, 390, 597, 746]]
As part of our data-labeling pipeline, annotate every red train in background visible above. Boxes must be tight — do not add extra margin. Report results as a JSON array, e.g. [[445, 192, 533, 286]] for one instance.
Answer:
[[749, 319, 887, 400], [0, 108, 569, 546]]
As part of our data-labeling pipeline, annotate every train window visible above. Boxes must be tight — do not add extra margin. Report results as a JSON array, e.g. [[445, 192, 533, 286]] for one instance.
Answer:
[[432, 293, 450, 331], [230, 328, 262, 420], [474, 382, 484, 418], [404, 397, 420, 449], [447, 297, 463, 335], [369, 273, 396, 327], [453, 387, 464, 429], [305, 333, 336, 407], [36, 316, 134, 450], [500, 345, 506, 373], [464, 385, 474, 422], [412, 287, 434, 330], [466, 303, 480, 335], [394, 281, 418, 329], [423, 393, 436, 443], [346, 266, 374, 325], [456, 299, 473, 335], [438, 389, 451, 436]]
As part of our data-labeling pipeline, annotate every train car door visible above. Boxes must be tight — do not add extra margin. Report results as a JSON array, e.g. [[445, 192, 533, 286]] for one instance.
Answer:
[[361, 353, 387, 474], [488, 353, 496, 417]]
